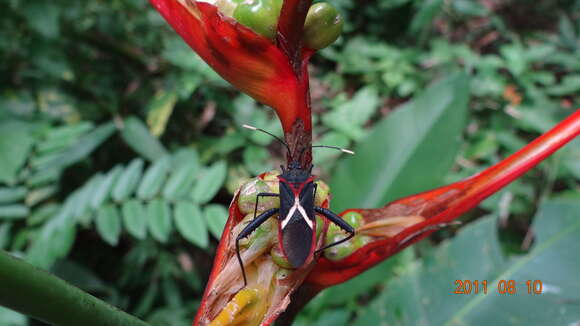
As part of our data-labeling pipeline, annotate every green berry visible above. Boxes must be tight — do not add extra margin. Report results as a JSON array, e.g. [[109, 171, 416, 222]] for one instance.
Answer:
[[263, 170, 280, 193], [238, 178, 279, 215], [233, 0, 282, 39], [314, 180, 329, 206], [270, 245, 293, 269], [315, 215, 324, 239], [324, 234, 355, 261], [303, 2, 343, 50], [341, 211, 363, 229], [275, 268, 292, 281], [239, 213, 276, 248]]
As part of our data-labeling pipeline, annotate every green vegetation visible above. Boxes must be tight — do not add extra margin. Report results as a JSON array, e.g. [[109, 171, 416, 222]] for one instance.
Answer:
[[1, 0, 578, 325]]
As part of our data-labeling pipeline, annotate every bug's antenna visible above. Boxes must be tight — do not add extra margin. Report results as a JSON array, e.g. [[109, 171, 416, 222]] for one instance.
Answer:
[[312, 145, 355, 155], [243, 124, 291, 154]]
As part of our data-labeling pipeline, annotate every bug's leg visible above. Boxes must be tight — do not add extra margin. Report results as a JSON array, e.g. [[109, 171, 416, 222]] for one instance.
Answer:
[[253, 192, 279, 219], [313, 183, 318, 201], [236, 208, 279, 287], [313, 206, 355, 254]]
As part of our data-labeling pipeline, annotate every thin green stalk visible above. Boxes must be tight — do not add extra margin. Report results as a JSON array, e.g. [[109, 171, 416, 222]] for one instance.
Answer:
[[0, 250, 151, 326]]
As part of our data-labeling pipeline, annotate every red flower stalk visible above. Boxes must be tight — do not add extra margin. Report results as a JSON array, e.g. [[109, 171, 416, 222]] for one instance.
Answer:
[[149, 0, 580, 325], [150, 0, 315, 165]]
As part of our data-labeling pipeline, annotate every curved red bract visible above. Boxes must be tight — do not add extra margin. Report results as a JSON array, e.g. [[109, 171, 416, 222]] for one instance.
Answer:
[[149, 0, 311, 134], [307, 109, 580, 287]]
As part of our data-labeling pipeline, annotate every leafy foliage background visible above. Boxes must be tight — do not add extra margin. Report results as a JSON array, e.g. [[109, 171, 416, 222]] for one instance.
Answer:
[[0, 0, 579, 325]]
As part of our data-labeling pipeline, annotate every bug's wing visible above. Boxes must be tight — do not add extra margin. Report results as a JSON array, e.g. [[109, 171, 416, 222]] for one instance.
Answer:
[[299, 182, 315, 219], [281, 210, 315, 268], [278, 181, 294, 213]]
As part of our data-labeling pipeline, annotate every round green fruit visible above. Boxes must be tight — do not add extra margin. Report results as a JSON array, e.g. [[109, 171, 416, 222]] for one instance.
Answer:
[[324, 234, 355, 261], [341, 211, 363, 229], [271, 245, 293, 269], [238, 178, 279, 215], [233, 0, 282, 39], [314, 180, 329, 206], [303, 2, 343, 50]]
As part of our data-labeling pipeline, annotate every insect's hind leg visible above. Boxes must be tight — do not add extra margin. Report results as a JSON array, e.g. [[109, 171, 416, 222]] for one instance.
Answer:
[[313, 206, 355, 254], [236, 207, 279, 287], [253, 192, 279, 219]]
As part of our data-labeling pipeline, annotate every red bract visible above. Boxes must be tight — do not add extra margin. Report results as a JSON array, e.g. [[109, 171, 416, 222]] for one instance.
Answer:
[[150, 0, 314, 164], [307, 109, 580, 288]]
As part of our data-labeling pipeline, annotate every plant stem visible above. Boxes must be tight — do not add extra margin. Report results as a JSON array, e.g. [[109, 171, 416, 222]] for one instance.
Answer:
[[0, 250, 151, 326]]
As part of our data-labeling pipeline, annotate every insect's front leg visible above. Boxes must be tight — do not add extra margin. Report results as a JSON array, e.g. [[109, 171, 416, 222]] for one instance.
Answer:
[[253, 192, 279, 219], [236, 207, 279, 287], [313, 206, 355, 254]]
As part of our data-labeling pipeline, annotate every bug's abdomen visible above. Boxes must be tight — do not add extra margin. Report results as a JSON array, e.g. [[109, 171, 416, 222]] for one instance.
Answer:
[[281, 212, 315, 268]]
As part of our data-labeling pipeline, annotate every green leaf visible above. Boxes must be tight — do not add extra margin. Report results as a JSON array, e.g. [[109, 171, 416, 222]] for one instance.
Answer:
[[134, 283, 159, 317], [121, 116, 168, 161], [322, 87, 380, 141], [146, 90, 178, 137], [0, 223, 12, 249], [28, 203, 59, 227], [171, 148, 199, 167], [51, 259, 108, 293], [162, 164, 199, 202], [147, 199, 172, 243], [95, 204, 121, 246], [72, 175, 103, 222], [312, 132, 350, 166], [26, 223, 76, 269], [0, 187, 27, 204], [25, 185, 57, 206], [353, 199, 580, 325], [112, 159, 145, 202], [174, 201, 208, 248], [27, 168, 61, 187], [44, 122, 93, 141], [331, 74, 470, 211], [90, 166, 123, 209], [191, 161, 227, 204], [121, 200, 147, 239], [545, 74, 580, 96], [561, 137, 580, 179], [37, 122, 93, 154], [243, 146, 270, 176], [410, 0, 444, 34], [0, 121, 34, 184], [0, 205, 29, 219], [203, 204, 228, 239], [0, 306, 27, 326], [137, 156, 172, 200], [39, 122, 115, 171], [21, 1, 60, 38], [161, 278, 183, 307]]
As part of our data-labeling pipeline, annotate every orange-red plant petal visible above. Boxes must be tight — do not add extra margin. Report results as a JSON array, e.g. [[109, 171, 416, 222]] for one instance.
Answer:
[[304, 109, 580, 286], [150, 0, 314, 164]]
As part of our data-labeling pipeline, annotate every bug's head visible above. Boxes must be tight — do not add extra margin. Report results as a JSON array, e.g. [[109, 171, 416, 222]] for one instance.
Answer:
[[280, 160, 312, 180], [242, 124, 354, 175], [287, 160, 303, 171]]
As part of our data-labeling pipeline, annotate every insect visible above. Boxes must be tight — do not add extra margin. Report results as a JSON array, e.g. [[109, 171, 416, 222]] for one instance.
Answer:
[[236, 125, 356, 286]]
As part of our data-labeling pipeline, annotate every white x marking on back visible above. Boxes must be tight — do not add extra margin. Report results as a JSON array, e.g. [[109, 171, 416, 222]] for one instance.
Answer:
[[281, 196, 313, 230]]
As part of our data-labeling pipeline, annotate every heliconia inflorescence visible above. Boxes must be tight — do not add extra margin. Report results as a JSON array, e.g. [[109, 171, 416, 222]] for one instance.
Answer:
[[147, 0, 580, 325]]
